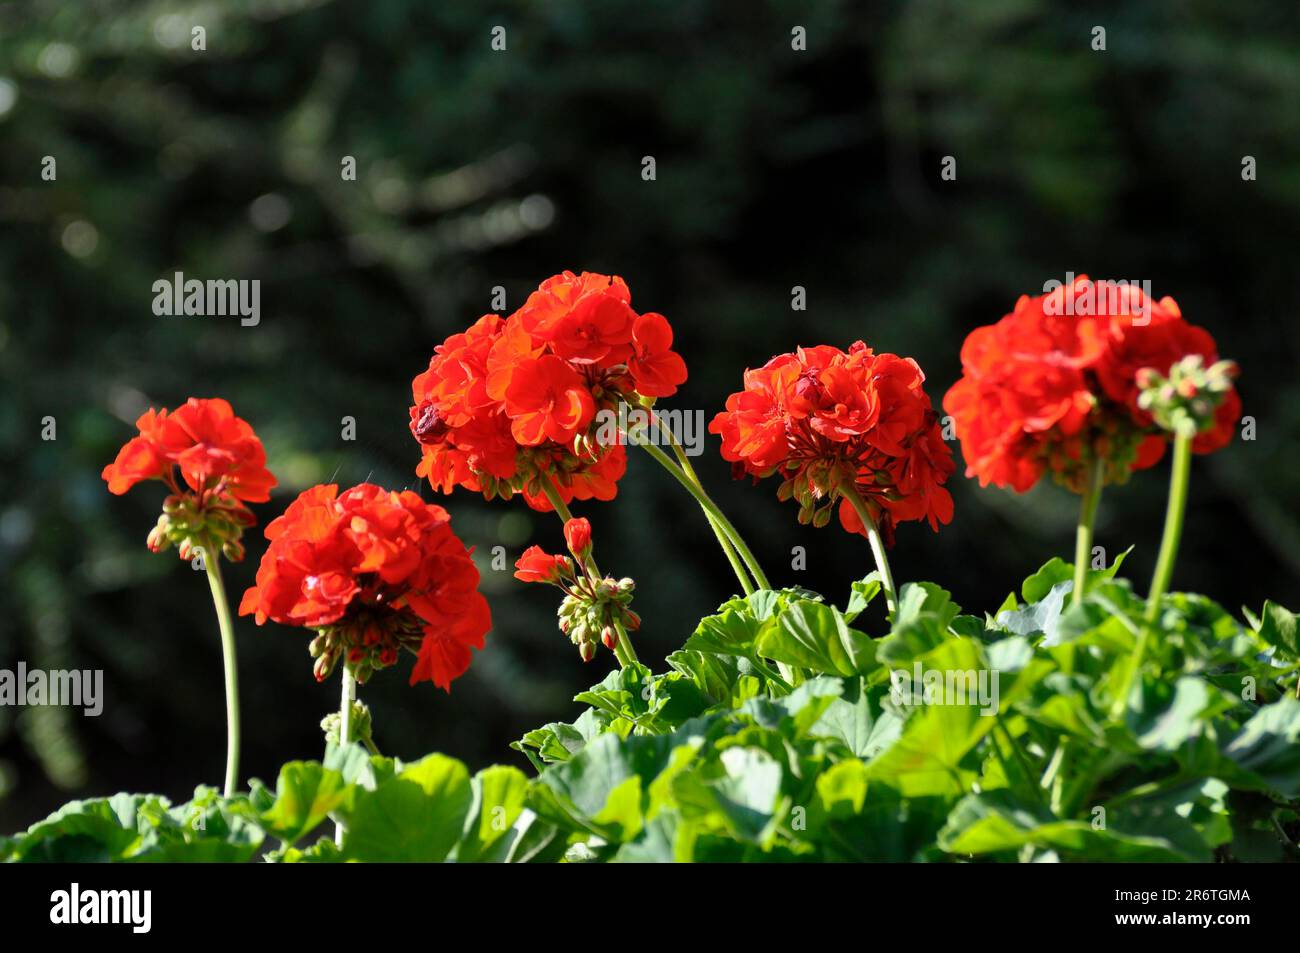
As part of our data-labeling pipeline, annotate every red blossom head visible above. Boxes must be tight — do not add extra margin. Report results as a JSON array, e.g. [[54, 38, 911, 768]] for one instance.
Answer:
[[709, 342, 955, 546], [942, 276, 1241, 493], [102, 397, 277, 562], [238, 483, 491, 691], [409, 271, 684, 513]]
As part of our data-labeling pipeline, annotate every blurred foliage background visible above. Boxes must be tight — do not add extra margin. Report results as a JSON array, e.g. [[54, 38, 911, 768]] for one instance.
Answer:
[[1, 0, 1297, 829]]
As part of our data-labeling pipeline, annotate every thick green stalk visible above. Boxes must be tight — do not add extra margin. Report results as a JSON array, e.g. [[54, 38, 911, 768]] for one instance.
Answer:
[[645, 411, 755, 595], [1108, 432, 1194, 719], [202, 553, 241, 798], [630, 433, 771, 591], [838, 482, 898, 619], [539, 476, 639, 666], [334, 666, 355, 847], [1145, 432, 1193, 622], [1072, 458, 1104, 607]]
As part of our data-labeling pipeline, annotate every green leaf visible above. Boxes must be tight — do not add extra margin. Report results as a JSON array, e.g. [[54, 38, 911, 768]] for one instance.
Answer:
[[938, 789, 1211, 861], [894, 582, 960, 629], [995, 580, 1071, 645], [1256, 601, 1299, 660], [1021, 558, 1073, 604], [1222, 698, 1300, 797], [260, 762, 349, 846], [341, 754, 473, 862], [533, 732, 675, 842], [755, 600, 877, 676], [456, 765, 530, 862], [682, 597, 763, 657], [844, 572, 883, 623], [9, 794, 159, 862], [1126, 677, 1227, 753], [810, 678, 905, 758], [511, 708, 613, 767]]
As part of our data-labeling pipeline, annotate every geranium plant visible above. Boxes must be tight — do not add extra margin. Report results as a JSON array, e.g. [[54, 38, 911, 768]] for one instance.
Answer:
[[7, 272, 1298, 866]]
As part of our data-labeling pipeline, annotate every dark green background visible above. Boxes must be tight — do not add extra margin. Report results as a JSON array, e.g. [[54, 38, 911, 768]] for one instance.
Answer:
[[1, 0, 1297, 829]]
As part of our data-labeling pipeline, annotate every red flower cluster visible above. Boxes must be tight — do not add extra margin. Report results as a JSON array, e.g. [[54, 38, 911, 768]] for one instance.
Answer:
[[238, 483, 491, 691], [710, 342, 955, 545], [942, 276, 1241, 492], [102, 397, 277, 561], [410, 271, 687, 511], [103, 397, 276, 503]]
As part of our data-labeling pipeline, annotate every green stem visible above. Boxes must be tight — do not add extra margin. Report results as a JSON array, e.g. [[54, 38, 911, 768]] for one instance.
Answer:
[[1072, 458, 1104, 607], [1109, 624, 1151, 720], [1145, 432, 1192, 622], [630, 431, 771, 590], [334, 666, 355, 847], [538, 476, 639, 666], [202, 553, 241, 799], [646, 410, 755, 596], [994, 720, 1046, 808], [838, 482, 898, 619]]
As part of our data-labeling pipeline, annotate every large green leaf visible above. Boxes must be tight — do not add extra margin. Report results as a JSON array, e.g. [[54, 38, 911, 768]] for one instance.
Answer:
[[755, 600, 877, 676], [341, 754, 473, 862], [456, 765, 530, 862], [1221, 698, 1300, 797], [938, 789, 1213, 861], [260, 762, 349, 846]]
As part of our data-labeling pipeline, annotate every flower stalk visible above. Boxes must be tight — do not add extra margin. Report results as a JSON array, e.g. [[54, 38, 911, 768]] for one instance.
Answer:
[[1072, 458, 1104, 607], [202, 551, 241, 799], [627, 422, 770, 592], [1144, 432, 1192, 622], [334, 665, 355, 847], [839, 481, 899, 619]]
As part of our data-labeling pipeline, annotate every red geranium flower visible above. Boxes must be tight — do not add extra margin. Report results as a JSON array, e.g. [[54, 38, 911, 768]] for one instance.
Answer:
[[239, 483, 491, 691], [942, 276, 1241, 493], [102, 397, 277, 561], [710, 341, 955, 546], [409, 270, 686, 512], [103, 397, 276, 502]]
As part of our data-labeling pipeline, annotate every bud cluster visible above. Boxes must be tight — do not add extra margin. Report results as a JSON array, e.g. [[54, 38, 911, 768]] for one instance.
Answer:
[[308, 609, 425, 684], [1137, 355, 1239, 439], [320, 700, 374, 746], [146, 491, 256, 563], [556, 575, 641, 662]]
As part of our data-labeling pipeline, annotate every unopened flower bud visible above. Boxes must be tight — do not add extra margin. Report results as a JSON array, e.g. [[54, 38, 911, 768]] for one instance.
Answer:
[[579, 641, 597, 663], [1135, 367, 1160, 390], [313, 653, 335, 682], [601, 625, 618, 650], [147, 523, 170, 553]]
